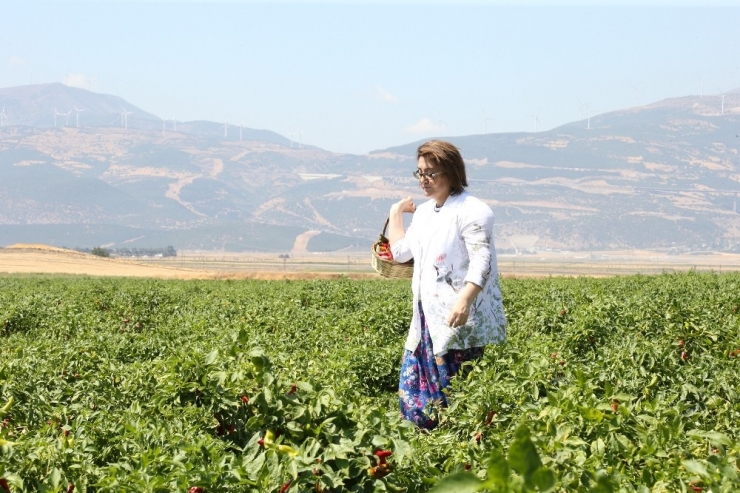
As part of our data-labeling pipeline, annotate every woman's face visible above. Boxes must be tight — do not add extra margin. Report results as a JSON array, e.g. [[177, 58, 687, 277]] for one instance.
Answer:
[[417, 156, 451, 205]]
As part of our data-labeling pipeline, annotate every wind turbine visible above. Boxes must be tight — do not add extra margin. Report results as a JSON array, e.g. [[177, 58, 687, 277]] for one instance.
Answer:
[[122, 109, 132, 129], [631, 85, 642, 107], [718, 87, 725, 115], [482, 110, 495, 134], [54, 107, 65, 127], [162, 119, 166, 136], [169, 116, 178, 132], [577, 98, 591, 129], [220, 122, 229, 139], [437, 112, 447, 136], [239, 121, 244, 141], [0, 107, 6, 127], [528, 108, 541, 132], [73, 106, 84, 127]]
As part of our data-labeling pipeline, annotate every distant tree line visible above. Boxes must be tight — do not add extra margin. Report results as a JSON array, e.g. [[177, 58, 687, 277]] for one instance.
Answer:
[[78, 246, 177, 258], [91, 247, 110, 258]]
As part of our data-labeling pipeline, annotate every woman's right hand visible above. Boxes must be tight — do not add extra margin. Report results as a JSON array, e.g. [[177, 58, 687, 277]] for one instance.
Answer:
[[388, 196, 415, 246], [391, 196, 417, 215]]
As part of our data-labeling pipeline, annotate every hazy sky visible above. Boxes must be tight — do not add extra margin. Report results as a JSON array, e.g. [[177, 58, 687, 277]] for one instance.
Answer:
[[2, 0, 739, 154]]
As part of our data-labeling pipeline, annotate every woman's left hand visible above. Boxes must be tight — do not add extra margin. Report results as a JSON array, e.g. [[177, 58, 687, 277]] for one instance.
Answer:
[[447, 298, 470, 328], [447, 282, 483, 328]]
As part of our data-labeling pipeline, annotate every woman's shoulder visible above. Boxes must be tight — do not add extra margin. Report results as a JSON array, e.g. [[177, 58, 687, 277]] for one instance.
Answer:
[[457, 193, 493, 215]]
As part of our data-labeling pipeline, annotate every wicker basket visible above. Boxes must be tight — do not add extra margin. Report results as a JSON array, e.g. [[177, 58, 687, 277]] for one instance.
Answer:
[[370, 218, 414, 279]]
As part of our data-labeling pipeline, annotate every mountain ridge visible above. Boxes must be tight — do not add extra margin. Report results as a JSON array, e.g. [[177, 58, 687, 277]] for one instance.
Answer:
[[2, 83, 740, 253]]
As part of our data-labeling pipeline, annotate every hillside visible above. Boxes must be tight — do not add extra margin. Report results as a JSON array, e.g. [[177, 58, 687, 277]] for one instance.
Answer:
[[1, 83, 740, 253]]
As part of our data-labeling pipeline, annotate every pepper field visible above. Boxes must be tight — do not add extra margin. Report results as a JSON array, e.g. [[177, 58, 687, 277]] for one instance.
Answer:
[[1, 273, 739, 492]]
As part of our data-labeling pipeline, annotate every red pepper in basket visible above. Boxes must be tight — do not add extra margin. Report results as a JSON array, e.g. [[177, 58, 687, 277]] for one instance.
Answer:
[[378, 251, 393, 260], [375, 240, 394, 260]]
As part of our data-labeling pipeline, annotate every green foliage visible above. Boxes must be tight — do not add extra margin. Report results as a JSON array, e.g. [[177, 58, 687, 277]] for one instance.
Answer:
[[90, 246, 110, 257], [0, 273, 739, 492]]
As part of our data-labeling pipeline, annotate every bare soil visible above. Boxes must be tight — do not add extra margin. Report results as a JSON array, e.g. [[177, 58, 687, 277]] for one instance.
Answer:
[[0, 244, 377, 280]]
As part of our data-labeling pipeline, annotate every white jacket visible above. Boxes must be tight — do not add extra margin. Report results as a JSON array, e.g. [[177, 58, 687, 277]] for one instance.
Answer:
[[392, 191, 507, 355]]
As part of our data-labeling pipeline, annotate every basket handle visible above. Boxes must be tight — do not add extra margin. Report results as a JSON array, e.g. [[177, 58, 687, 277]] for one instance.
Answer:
[[381, 218, 390, 236]]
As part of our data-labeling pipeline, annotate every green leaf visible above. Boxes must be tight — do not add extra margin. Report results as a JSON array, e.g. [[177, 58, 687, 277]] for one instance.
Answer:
[[486, 449, 510, 486], [390, 437, 411, 463], [580, 406, 604, 423], [205, 349, 219, 366], [590, 438, 606, 456], [429, 472, 483, 493], [531, 467, 556, 492], [508, 425, 542, 480], [682, 460, 709, 478], [50, 468, 62, 488], [686, 430, 733, 447]]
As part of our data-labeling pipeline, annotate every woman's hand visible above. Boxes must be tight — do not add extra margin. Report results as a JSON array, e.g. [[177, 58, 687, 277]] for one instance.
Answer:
[[390, 196, 416, 216], [388, 197, 415, 245], [447, 282, 482, 328], [447, 298, 471, 328]]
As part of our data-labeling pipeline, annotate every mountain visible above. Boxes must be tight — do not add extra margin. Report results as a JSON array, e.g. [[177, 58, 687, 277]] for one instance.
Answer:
[[1, 83, 740, 253]]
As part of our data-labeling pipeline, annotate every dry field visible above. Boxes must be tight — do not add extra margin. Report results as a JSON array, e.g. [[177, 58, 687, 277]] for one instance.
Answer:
[[0, 244, 377, 280], [2, 244, 740, 280]]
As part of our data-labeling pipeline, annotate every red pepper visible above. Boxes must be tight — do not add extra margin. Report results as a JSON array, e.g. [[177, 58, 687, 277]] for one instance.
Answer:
[[0, 478, 10, 493], [374, 450, 393, 459], [378, 251, 394, 260], [280, 480, 293, 493]]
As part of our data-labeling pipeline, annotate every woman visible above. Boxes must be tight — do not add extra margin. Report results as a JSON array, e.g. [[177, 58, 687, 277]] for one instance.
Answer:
[[388, 140, 507, 429]]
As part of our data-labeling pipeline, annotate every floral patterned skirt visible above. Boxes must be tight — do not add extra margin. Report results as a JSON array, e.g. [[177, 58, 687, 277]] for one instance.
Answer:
[[398, 302, 484, 429]]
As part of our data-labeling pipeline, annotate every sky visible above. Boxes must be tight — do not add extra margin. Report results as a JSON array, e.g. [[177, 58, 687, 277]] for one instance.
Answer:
[[2, 0, 740, 154]]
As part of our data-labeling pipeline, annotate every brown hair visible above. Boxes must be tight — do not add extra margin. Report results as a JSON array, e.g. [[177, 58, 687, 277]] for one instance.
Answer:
[[416, 140, 467, 196]]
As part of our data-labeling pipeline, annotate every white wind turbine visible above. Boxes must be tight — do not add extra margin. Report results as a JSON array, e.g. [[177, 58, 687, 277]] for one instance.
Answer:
[[73, 106, 84, 127], [239, 121, 244, 141], [528, 108, 542, 132], [631, 85, 643, 107], [63, 110, 71, 126], [0, 107, 6, 127], [54, 107, 65, 127], [220, 122, 229, 139], [122, 109, 132, 129], [482, 110, 495, 134], [162, 119, 166, 136], [170, 116, 178, 132], [718, 87, 725, 115], [437, 112, 447, 136]]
